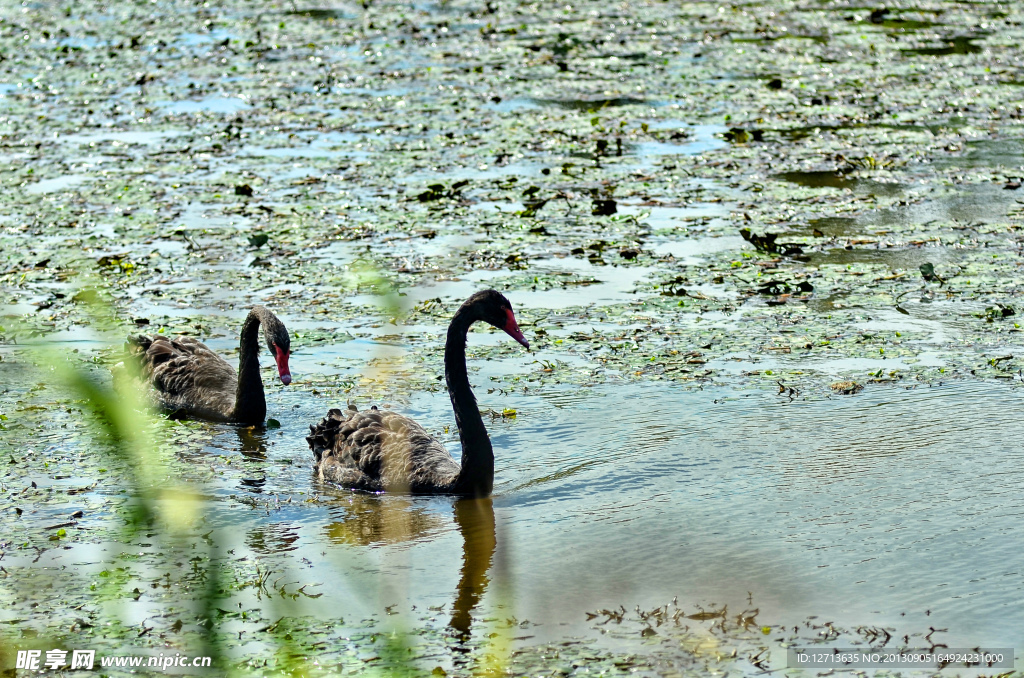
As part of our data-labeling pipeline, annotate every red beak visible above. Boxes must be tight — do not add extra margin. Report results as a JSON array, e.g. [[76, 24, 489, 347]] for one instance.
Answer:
[[502, 308, 530, 349], [273, 345, 292, 385]]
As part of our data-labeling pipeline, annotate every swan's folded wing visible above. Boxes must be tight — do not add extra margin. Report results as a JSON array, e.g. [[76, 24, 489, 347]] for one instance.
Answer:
[[307, 407, 459, 492], [126, 335, 236, 414]]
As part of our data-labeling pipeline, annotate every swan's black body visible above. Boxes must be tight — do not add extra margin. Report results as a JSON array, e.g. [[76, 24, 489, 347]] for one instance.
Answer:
[[307, 290, 529, 497], [125, 306, 291, 424]]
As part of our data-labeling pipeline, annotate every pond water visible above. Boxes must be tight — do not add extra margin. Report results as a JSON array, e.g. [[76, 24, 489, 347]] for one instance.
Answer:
[[6, 331, 1022, 670], [204, 372, 1024, 648], [4, 0, 1024, 673]]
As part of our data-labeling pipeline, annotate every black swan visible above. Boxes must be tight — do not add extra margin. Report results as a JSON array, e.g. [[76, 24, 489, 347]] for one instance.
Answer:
[[307, 290, 529, 497], [125, 306, 291, 425]]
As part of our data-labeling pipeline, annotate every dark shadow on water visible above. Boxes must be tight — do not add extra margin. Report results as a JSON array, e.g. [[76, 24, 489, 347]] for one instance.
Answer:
[[777, 170, 903, 197], [235, 428, 269, 493], [772, 120, 962, 141], [859, 18, 937, 31], [592, 52, 653, 63], [805, 245, 954, 269], [246, 522, 301, 555], [284, 8, 354, 21], [237, 426, 268, 460], [788, 181, 1021, 239], [805, 291, 852, 313], [529, 97, 649, 111], [936, 138, 1024, 169], [901, 36, 982, 57], [779, 170, 855, 190], [240, 476, 266, 492], [804, 217, 860, 237], [732, 34, 829, 45], [449, 497, 496, 645]]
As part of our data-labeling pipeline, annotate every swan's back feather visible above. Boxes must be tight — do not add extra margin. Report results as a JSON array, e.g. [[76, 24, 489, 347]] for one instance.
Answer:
[[307, 406, 461, 493], [126, 334, 237, 420]]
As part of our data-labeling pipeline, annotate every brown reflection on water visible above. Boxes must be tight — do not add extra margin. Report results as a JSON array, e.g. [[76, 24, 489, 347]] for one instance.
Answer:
[[237, 426, 268, 460], [777, 170, 903, 197], [319, 492, 498, 642], [323, 494, 444, 546], [449, 497, 497, 642], [316, 489, 498, 643]]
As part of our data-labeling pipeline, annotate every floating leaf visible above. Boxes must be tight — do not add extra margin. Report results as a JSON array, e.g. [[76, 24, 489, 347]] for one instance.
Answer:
[[740, 229, 803, 255], [722, 127, 763, 143], [248, 233, 270, 248], [830, 381, 863, 395]]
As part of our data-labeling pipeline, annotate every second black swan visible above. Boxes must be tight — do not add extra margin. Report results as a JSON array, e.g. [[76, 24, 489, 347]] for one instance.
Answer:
[[126, 305, 291, 425]]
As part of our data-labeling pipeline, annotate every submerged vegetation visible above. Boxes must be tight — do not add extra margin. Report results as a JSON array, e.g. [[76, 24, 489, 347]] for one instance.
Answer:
[[2, 0, 1024, 674]]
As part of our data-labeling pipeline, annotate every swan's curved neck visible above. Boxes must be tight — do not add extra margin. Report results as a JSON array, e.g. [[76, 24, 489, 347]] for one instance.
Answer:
[[447, 307, 493, 498], [233, 307, 268, 424]]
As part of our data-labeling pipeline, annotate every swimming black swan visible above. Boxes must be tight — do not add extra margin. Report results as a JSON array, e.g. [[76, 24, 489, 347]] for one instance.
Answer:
[[126, 305, 291, 425], [307, 290, 529, 497]]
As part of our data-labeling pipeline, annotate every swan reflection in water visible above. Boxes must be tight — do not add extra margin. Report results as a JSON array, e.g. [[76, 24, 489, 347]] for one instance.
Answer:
[[236, 426, 270, 494], [323, 494, 445, 546], [448, 497, 497, 642], [236, 426, 268, 460], [322, 494, 498, 642]]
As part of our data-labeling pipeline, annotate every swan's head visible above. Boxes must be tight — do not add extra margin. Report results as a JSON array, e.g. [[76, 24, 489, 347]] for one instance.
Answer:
[[264, 315, 292, 385], [471, 289, 530, 350]]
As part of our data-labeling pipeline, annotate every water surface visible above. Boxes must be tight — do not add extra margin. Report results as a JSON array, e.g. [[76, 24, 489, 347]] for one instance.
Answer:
[[142, 375, 1024, 652]]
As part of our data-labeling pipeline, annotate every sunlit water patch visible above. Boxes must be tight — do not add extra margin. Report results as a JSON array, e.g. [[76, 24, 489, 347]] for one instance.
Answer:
[[158, 96, 251, 115], [25, 175, 93, 194]]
